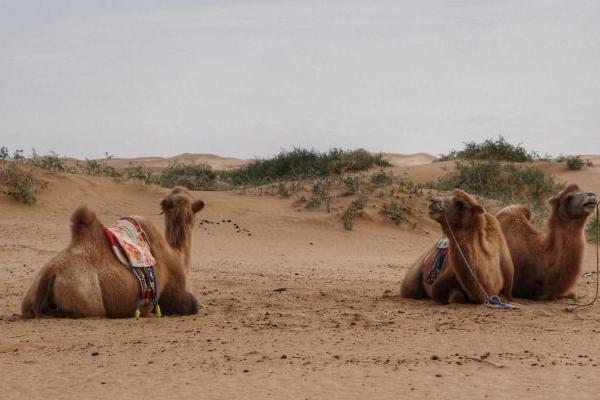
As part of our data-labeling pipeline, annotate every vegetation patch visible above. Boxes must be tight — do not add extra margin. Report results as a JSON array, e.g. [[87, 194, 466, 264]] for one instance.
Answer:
[[227, 148, 390, 186], [159, 162, 219, 190], [438, 136, 539, 162], [0, 162, 47, 204], [587, 214, 599, 243], [342, 195, 367, 230], [380, 200, 412, 225], [435, 160, 562, 211]]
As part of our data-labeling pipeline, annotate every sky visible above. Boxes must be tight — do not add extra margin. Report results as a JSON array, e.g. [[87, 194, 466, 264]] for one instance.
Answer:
[[0, 0, 598, 159]]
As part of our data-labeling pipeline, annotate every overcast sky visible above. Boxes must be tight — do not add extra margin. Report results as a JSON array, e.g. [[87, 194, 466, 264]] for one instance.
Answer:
[[1, 0, 598, 159]]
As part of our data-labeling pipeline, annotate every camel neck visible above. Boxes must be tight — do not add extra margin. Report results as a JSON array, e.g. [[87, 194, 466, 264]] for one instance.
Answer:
[[164, 216, 194, 275]]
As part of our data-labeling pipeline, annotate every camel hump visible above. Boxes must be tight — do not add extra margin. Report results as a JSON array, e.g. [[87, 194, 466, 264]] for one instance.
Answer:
[[70, 206, 102, 243], [496, 204, 531, 222]]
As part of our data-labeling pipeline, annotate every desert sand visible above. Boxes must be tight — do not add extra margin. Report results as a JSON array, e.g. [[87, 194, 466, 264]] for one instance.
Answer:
[[2, 155, 600, 399]]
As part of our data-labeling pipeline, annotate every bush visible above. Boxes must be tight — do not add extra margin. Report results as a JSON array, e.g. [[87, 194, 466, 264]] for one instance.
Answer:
[[30, 150, 67, 173], [159, 162, 218, 190], [565, 155, 585, 171], [227, 148, 390, 186], [369, 169, 394, 186], [438, 136, 536, 162], [436, 160, 562, 209], [120, 163, 157, 185], [305, 179, 334, 211], [380, 201, 412, 225], [342, 195, 367, 230], [76, 154, 118, 177], [0, 163, 47, 204]]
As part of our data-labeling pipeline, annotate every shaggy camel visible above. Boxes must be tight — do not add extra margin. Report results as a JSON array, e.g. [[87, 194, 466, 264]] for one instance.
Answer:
[[496, 184, 597, 300], [401, 189, 514, 304], [21, 187, 204, 318]]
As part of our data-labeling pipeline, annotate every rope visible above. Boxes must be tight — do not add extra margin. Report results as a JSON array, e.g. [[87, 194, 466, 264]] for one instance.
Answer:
[[443, 212, 513, 311], [567, 202, 600, 312]]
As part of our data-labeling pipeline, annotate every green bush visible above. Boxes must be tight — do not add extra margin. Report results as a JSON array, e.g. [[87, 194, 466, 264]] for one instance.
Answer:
[[76, 154, 118, 177], [380, 201, 412, 225], [30, 150, 67, 173], [565, 155, 585, 171], [120, 163, 158, 185], [436, 160, 562, 209], [369, 169, 394, 186], [342, 195, 367, 230], [0, 163, 47, 204], [305, 179, 334, 211], [159, 162, 218, 190], [227, 148, 390, 186], [438, 136, 536, 162]]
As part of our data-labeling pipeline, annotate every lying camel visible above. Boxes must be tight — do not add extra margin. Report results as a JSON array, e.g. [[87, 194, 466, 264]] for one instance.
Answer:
[[401, 189, 514, 304], [21, 186, 204, 318], [496, 184, 597, 300]]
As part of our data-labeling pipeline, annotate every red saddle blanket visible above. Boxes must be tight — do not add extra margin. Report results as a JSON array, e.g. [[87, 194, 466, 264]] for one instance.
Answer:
[[104, 217, 159, 309]]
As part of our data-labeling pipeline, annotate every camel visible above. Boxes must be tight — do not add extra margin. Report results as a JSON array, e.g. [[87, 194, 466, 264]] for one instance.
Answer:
[[496, 184, 597, 300], [401, 189, 514, 304], [21, 186, 204, 318]]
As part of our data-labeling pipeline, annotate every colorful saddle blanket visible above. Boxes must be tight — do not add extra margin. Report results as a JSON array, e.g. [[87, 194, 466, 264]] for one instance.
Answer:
[[104, 217, 160, 316], [422, 238, 449, 285]]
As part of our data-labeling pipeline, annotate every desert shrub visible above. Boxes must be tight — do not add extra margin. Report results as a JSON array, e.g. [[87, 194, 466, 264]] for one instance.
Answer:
[[227, 148, 390, 185], [369, 169, 394, 186], [438, 136, 536, 162], [0, 147, 8, 160], [30, 150, 67, 173], [159, 162, 218, 190], [0, 163, 47, 204], [342, 195, 367, 230], [341, 175, 363, 196], [76, 154, 118, 177], [565, 155, 585, 171], [305, 179, 334, 211], [436, 160, 562, 209], [380, 201, 412, 225], [587, 214, 599, 243], [120, 163, 157, 185]]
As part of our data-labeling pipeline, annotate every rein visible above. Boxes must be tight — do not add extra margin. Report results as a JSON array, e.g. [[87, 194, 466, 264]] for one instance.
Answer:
[[443, 212, 513, 311], [568, 202, 600, 312]]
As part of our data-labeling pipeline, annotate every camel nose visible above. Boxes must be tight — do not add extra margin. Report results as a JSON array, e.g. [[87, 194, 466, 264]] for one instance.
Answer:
[[430, 198, 442, 211]]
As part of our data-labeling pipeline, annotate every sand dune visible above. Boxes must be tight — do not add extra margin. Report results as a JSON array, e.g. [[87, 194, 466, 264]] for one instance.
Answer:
[[1, 160, 600, 399]]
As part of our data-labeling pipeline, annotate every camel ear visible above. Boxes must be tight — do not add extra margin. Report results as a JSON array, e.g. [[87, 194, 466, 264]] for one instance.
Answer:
[[471, 205, 484, 215], [548, 197, 559, 207], [192, 200, 205, 213]]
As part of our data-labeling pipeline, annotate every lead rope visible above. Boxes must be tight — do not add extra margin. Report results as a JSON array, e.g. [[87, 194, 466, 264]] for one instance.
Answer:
[[443, 212, 513, 311], [567, 203, 600, 312]]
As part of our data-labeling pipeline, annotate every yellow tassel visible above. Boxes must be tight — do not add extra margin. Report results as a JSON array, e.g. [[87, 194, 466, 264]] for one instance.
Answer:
[[134, 309, 141, 319], [155, 305, 162, 318]]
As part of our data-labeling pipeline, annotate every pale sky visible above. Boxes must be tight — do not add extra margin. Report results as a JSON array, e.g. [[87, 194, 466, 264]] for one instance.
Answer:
[[1, 0, 598, 159]]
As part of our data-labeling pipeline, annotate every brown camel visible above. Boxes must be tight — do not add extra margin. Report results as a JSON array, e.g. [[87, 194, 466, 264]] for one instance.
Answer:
[[21, 186, 204, 318], [401, 189, 514, 304], [496, 184, 597, 300]]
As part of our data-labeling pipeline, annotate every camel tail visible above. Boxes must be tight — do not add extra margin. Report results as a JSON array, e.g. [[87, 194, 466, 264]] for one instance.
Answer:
[[70, 206, 101, 244], [21, 269, 55, 318]]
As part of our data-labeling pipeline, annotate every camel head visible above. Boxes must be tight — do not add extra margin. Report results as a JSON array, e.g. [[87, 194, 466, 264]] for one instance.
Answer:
[[160, 186, 205, 248], [429, 189, 484, 230], [549, 184, 597, 222]]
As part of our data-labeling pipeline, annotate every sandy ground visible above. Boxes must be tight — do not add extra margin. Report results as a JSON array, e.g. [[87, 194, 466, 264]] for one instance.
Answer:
[[2, 156, 600, 399]]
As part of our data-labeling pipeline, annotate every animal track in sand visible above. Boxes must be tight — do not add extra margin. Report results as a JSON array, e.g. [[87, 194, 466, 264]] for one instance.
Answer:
[[198, 219, 253, 236]]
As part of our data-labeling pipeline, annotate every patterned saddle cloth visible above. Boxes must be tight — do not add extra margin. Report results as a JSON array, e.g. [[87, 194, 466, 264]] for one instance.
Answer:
[[104, 217, 160, 317], [422, 238, 449, 285]]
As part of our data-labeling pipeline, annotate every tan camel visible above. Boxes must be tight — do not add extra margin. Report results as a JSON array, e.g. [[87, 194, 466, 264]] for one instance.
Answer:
[[496, 184, 597, 300], [21, 186, 204, 318], [401, 189, 514, 304]]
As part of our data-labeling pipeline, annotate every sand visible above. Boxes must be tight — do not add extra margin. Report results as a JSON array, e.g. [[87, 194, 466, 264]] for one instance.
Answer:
[[1, 155, 600, 399]]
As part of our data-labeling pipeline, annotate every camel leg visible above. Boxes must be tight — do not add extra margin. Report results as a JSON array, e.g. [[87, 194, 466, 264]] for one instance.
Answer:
[[159, 283, 199, 316], [430, 270, 461, 304]]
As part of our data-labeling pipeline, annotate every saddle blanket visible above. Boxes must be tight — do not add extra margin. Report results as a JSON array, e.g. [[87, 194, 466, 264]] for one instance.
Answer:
[[104, 217, 159, 308], [422, 237, 449, 285]]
